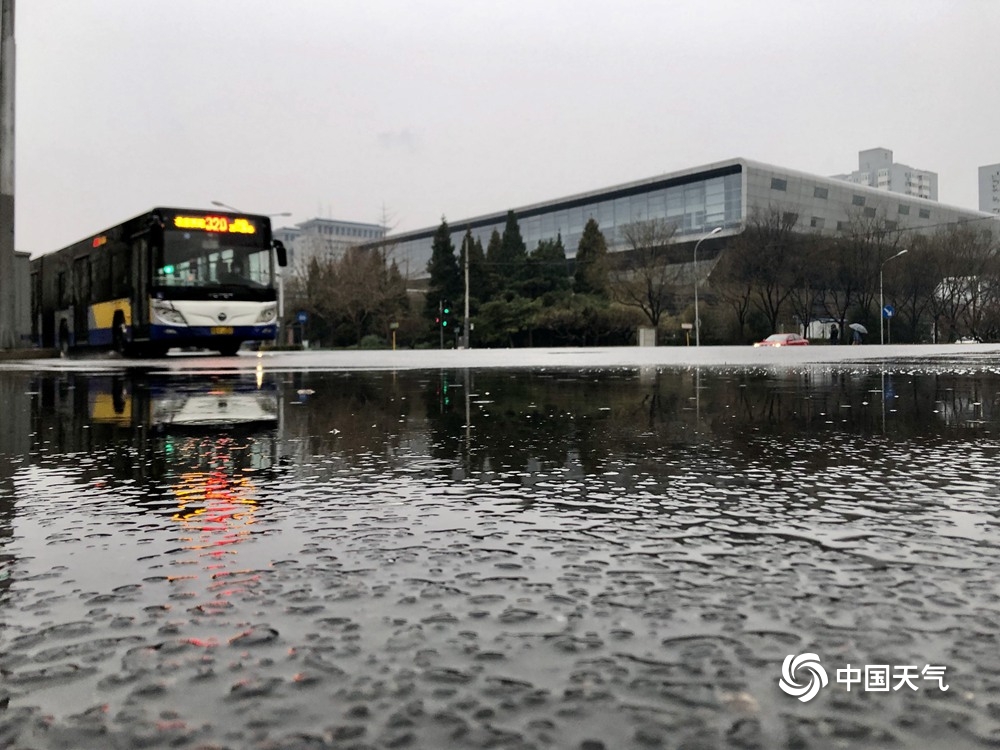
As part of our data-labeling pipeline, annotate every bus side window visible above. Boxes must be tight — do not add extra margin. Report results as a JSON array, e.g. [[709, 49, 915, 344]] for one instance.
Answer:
[[111, 245, 130, 297]]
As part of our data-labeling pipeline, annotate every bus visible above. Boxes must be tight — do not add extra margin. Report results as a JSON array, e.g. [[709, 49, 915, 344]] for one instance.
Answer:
[[24, 370, 282, 526], [31, 207, 287, 356]]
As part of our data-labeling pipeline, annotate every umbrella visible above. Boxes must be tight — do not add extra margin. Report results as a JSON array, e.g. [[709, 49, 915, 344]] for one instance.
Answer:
[[849, 323, 868, 334]]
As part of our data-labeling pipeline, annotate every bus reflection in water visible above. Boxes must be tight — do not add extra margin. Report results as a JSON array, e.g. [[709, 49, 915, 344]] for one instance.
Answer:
[[68, 372, 283, 611], [33, 371, 282, 517]]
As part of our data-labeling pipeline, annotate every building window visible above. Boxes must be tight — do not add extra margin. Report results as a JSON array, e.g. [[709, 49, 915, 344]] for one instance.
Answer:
[[810, 217, 825, 229], [919, 208, 931, 219], [836, 221, 847, 232], [898, 204, 910, 215], [852, 195, 866, 207], [770, 177, 788, 191], [782, 212, 799, 226], [863, 207, 877, 218], [885, 220, 897, 231], [813, 186, 829, 200]]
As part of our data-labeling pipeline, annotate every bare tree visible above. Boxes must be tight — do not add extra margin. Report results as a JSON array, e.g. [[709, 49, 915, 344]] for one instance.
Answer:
[[372, 203, 400, 265], [608, 218, 682, 327], [925, 226, 1000, 342], [712, 239, 756, 341], [841, 209, 905, 318], [741, 207, 798, 333], [888, 233, 936, 342], [288, 245, 408, 346], [785, 235, 826, 337]]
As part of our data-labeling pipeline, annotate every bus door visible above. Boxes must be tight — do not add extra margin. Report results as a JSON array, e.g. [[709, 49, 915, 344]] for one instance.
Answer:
[[130, 236, 150, 333], [131, 216, 165, 337], [73, 256, 91, 344]]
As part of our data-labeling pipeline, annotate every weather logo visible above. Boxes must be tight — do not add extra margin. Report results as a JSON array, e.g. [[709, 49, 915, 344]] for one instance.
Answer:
[[779, 653, 829, 703]]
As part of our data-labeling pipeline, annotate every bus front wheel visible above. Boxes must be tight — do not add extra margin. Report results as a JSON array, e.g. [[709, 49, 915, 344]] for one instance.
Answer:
[[217, 341, 241, 357]]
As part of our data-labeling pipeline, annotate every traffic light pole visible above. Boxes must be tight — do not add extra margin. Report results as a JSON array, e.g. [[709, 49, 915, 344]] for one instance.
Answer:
[[439, 299, 443, 350]]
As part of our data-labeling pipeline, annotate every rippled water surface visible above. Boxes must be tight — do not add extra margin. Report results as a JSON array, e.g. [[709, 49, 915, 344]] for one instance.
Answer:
[[1, 363, 1000, 749]]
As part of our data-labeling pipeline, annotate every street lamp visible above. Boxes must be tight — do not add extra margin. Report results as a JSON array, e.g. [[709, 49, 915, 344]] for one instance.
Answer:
[[693, 226, 723, 347], [879, 248, 908, 345], [211, 200, 291, 221], [211, 201, 292, 345]]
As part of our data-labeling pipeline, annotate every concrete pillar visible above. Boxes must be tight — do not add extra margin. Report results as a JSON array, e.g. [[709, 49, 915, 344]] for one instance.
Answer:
[[0, 0, 15, 349]]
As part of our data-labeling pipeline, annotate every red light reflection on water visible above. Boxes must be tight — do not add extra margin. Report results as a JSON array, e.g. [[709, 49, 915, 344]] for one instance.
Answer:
[[166, 435, 264, 644]]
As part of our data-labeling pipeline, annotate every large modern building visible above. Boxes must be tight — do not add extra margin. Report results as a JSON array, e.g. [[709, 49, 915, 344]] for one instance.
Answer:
[[382, 157, 994, 281], [832, 148, 938, 201], [273, 217, 387, 277], [980, 163, 1000, 215]]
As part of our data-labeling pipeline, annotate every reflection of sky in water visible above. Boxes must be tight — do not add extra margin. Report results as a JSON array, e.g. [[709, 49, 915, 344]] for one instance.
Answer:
[[0, 366, 999, 748]]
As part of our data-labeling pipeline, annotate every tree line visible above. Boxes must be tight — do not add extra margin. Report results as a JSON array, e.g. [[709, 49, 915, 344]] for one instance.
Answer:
[[286, 206, 1000, 347], [714, 207, 1000, 343]]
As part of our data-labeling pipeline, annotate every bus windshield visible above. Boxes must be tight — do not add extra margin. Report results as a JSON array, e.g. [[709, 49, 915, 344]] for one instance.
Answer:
[[155, 229, 273, 288]]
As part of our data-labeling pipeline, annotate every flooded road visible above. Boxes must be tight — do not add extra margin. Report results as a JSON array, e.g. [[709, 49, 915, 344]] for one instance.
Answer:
[[1, 360, 1000, 748]]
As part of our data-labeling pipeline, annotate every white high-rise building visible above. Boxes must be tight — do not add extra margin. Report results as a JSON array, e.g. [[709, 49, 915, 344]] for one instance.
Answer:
[[273, 217, 387, 276], [833, 148, 938, 201], [979, 163, 1000, 215]]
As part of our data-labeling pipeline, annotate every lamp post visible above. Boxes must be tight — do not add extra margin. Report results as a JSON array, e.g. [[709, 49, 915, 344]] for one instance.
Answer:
[[879, 248, 908, 345], [211, 201, 292, 345], [211, 201, 290, 221], [693, 226, 723, 347]]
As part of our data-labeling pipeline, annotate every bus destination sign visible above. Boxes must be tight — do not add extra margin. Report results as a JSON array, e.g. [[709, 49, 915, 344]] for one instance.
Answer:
[[173, 215, 257, 234]]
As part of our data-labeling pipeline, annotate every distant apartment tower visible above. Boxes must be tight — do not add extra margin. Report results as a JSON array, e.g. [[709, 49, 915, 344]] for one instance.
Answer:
[[833, 148, 938, 201], [979, 163, 1000, 215], [273, 217, 387, 275]]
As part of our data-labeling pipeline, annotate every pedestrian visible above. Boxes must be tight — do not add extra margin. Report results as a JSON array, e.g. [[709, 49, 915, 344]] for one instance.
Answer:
[[852, 327, 862, 345], [830, 324, 839, 345]]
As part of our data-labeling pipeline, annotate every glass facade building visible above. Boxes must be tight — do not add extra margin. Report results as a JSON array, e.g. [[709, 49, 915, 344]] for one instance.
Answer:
[[379, 158, 998, 282], [384, 164, 743, 280]]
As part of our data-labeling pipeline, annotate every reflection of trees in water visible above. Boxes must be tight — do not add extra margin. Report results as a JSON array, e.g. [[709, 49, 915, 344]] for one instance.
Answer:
[[419, 369, 700, 477], [415, 367, 1000, 479], [280, 370, 415, 463], [931, 374, 997, 426]]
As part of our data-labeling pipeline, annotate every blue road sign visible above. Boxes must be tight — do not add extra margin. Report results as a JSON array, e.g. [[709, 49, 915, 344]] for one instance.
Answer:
[[296, 311, 308, 324], [882, 305, 895, 319]]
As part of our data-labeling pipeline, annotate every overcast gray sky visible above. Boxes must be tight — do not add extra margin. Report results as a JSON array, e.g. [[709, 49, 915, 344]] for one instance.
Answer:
[[13, 0, 1000, 255]]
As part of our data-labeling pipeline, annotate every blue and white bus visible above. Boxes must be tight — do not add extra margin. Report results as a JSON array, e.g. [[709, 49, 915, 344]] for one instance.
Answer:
[[31, 207, 287, 356]]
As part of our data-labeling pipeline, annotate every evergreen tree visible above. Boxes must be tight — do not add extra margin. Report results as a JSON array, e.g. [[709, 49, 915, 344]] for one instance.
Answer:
[[574, 218, 609, 297], [484, 228, 504, 299], [500, 210, 527, 262], [473, 236, 487, 294], [459, 229, 490, 308], [425, 217, 461, 323], [525, 234, 571, 298], [490, 210, 529, 296]]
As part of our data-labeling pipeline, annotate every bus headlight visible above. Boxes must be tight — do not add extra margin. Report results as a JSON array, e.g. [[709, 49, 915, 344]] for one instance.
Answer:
[[256, 305, 277, 324], [152, 301, 188, 326]]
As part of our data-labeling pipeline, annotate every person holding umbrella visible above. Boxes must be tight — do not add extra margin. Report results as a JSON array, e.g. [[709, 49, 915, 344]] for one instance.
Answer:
[[849, 322, 867, 344]]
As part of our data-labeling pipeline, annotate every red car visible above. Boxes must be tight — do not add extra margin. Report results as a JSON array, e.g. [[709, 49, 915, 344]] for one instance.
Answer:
[[753, 333, 810, 347]]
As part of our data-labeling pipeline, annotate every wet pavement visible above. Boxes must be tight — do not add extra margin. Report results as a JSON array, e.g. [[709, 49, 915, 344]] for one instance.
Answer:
[[2, 351, 1000, 748]]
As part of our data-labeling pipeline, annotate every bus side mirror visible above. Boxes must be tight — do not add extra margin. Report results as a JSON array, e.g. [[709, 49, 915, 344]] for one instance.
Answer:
[[272, 240, 287, 268]]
